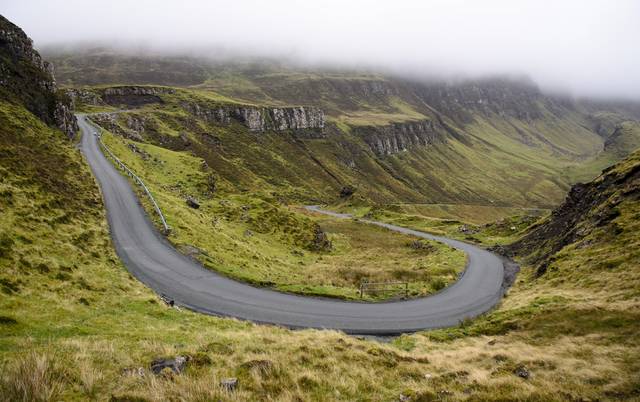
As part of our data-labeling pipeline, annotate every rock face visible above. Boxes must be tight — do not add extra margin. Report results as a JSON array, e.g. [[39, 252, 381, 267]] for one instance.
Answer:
[[91, 112, 144, 141], [411, 78, 563, 125], [66, 88, 104, 108], [101, 86, 175, 107], [354, 119, 444, 156], [0, 15, 78, 138], [186, 196, 200, 209], [150, 356, 188, 375], [184, 102, 325, 133], [504, 150, 640, 272]]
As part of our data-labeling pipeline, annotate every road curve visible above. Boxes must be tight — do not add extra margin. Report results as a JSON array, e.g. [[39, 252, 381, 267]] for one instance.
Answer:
[[78, 114, 505, 335]]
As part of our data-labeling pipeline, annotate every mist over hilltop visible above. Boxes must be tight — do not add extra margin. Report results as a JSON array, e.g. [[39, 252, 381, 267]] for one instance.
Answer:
[[2, 0, 639, 100]]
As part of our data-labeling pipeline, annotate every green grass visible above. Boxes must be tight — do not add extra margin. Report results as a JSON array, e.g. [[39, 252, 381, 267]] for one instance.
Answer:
[[565, 121, 640, 183], [338, 203, 546, 247], [99, 130, 466, 300], [2, 99, 640, 401], [329, 96, 427, 127], [59, 80, 639, 212]]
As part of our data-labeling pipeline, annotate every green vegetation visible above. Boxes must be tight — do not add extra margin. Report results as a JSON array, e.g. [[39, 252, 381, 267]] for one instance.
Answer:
[[2, 94, 640, 400], [2, 40, 639, 401], [46, 49, 640, 209], [75, 85, 612, 209], [99, 130, 466, 300], [340, 203, 546, 247], [566, 120, 640, 183]]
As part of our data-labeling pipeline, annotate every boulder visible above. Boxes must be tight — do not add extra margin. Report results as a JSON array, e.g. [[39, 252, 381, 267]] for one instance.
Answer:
[[150, 356, 188, 375], [340, 185, 355, 198], [186, 197, 200, 209], [220, 377, 238, 391], [514, 365, 530, 379]]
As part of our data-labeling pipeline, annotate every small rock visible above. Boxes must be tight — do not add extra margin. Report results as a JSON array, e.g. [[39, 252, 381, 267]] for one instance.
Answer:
[[178, 244, 208, 258], [510, 226, 517, 230], [243, 229, 254, 237], [399, 394, 410, 402], [150, 356, 188, 375], [339, 185, 355, 198], [186, 197, 200, 209], [424, 373, 433, 380], [220, 377, 238, 391], [122, 367, 145, 377], [159, 295, 175, 307], [487, 339, 496, 345], [514, 365, 530, 379], [179, 131, 190, 145]]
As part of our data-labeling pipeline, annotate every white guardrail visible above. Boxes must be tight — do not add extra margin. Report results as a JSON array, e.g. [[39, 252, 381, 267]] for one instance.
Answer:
[[86, 117, 171, 235]]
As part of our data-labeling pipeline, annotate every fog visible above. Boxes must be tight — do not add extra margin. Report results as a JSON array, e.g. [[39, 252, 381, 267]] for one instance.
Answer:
[[2, 0, 639, 99]]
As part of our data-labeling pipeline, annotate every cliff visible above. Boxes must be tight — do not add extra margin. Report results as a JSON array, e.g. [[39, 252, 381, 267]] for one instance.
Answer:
[[0, 15, 77, 138], [503, 149, 640, 273], [354, 119, 445, 156], [183, 102, 325, 133], [408, 78, 566, 125], [101, 86, 175, 106]]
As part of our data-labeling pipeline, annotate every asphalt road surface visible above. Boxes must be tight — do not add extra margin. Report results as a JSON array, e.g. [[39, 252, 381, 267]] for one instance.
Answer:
[[78, 114, 505, 335]]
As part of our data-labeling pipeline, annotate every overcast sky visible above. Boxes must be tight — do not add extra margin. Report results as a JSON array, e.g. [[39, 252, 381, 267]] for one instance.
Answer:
[[2, 0, 639, 99]]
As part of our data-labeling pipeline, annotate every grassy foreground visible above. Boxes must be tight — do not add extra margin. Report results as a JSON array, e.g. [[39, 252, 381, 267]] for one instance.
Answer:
[[2, 100, 639, 401]]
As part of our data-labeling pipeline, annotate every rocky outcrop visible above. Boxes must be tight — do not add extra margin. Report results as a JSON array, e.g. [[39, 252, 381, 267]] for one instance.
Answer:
[[0, 15, 77, 137], [150, 356, 188, 375], [101, 86, 175, 107], [91, 112, 144, 141], [354, 119, 444, 156], [504, 150, 640, 272], [66, 88, 104, 108], [410, 78, 563, 125], [183, 102, 325, 133]]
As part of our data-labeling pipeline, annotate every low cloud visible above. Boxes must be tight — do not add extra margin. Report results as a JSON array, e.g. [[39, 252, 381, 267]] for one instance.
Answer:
[[3, 0, 639, 99]]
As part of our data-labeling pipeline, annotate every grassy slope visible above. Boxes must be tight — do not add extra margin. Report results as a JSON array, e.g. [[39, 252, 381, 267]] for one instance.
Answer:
[[99, 130, 465, 300], [87, 86, 608, 209], [47, 50, 640, 208], [566, 121, 640, 183], [2, 100, 639, 401]]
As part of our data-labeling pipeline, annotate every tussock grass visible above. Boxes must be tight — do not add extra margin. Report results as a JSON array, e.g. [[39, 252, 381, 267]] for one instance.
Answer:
[[0, 352, 64, 402]]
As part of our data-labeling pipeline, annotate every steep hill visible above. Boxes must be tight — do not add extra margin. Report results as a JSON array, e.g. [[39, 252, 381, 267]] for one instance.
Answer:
[[45, 48, 640, 209], [505, 147, 640, 277]]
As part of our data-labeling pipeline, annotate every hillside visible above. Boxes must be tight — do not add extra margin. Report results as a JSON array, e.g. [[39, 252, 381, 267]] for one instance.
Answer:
[[505, 147, 640, 278], [1, 15, 639, 401], [45, 48, 640, 211], [2, 106, 638, 400]]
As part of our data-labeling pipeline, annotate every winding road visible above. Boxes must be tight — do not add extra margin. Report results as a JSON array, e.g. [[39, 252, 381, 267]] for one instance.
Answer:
[[78, 114, 505, 335]]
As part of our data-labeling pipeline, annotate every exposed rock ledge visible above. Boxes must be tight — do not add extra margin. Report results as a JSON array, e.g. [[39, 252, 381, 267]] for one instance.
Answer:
[[183, 102, 325, 133], [101, 86, 176, 107], [354, 119, 445, 156], [0, 15, 78, 138]]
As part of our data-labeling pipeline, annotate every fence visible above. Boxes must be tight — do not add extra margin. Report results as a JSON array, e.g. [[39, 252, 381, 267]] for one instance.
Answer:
[[359, 281, 409, 299], [86, 117, 171, 235]]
